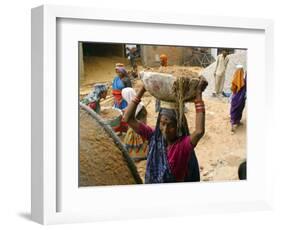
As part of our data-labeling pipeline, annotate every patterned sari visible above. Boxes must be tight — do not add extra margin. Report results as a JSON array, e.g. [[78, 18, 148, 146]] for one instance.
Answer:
[[137, 108, 200, 183]]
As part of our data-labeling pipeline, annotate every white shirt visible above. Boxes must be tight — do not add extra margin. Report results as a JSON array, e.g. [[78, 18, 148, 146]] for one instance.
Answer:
[[214, 54, 229, 76]]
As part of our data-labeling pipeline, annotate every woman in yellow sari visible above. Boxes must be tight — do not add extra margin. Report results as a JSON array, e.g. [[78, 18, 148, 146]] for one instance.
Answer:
[[122, 87, 148, 161], [230, 65, 247, 133]]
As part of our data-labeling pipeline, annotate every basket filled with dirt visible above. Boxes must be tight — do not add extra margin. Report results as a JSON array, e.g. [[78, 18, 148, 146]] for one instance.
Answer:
[[100, 107, 122, 130], [79, 103, 142, 186], [140, 66, 208, 102]]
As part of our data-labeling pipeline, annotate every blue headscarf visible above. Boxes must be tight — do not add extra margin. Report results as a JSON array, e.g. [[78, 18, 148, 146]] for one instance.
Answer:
[[145, 108, 189, 183]]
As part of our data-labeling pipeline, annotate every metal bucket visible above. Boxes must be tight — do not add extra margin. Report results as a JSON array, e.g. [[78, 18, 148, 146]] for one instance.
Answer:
[[100, 107, 122, 129]]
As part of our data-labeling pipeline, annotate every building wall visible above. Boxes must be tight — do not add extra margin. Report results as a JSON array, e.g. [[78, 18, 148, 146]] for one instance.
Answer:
[[141, 45, 189, 67], [140, 45, 212, 67]]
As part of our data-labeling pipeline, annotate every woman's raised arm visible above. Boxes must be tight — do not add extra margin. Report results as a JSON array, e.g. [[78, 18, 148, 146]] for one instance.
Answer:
[[123, 85, 146, 133]]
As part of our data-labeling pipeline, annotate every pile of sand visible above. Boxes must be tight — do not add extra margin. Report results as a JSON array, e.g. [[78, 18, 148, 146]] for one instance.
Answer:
[[79, 107, 141, 186], [200, 50, 247, 96], [151, 66, 199, 78]]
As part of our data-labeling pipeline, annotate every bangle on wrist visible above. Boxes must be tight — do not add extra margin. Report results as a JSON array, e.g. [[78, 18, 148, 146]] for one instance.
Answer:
[[196, 109, 205, 113], [135, 96, 141, 101], [132, 96, 141, 105], [195, 101, 205, 113], [194, 99, 204, 104], [195, 103, 204, 107]]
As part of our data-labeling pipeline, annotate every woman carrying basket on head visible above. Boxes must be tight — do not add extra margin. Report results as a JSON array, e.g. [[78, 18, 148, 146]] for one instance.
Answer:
[[124, 80, 207, 183]]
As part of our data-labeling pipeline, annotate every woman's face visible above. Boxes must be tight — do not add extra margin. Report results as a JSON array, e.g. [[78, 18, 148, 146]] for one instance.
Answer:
[[117, 71, 125, 78], [100, 90, 107, 99], [159, 115, 177, 143]]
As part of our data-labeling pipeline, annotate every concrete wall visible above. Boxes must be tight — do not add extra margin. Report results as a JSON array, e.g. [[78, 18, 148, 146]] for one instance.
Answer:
[[141, 45, 188, 67], [140, 46, 213, 67]]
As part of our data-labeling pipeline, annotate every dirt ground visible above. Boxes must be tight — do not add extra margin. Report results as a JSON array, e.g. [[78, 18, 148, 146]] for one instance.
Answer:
[[80, 56, 133, 95], [80, 56, 247, 183]]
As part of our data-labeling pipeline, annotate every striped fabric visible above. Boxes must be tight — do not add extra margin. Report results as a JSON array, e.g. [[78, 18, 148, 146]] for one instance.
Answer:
[[124, 127, 148, 159]]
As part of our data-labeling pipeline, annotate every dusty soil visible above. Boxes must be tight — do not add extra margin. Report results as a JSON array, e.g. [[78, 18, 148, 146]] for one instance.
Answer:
[[80, 56, 133, 95], [146, 66, 200, 78], [79, 108, 137, 186], [80, 56, 246, 183]]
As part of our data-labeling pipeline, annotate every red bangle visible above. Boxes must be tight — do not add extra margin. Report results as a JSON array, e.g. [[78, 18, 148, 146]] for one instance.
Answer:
[[194, 99, 204, 104], [196, 109, 205, 113], [195, 100, 205, 113], [135, 96, 141, 102], [132, 96, 141, 104]]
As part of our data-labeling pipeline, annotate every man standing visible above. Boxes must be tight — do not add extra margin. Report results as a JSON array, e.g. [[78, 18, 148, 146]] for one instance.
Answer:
[[213, 50, 229, 97], [126, 45, 138, 68]]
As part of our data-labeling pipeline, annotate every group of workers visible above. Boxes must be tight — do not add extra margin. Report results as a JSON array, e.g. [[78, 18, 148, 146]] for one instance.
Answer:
[[80, 50, 247, 183]]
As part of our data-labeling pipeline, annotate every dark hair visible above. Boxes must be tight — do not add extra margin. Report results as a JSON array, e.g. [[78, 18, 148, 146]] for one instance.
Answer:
[[238, 161, 247, 180], [136, 106, 147, 121], [158, 108, 190, 136], [159, 108, 177, 124]]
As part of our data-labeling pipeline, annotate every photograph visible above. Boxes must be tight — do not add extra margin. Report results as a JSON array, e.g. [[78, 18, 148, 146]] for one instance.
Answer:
[[79, 42, 247, 186]]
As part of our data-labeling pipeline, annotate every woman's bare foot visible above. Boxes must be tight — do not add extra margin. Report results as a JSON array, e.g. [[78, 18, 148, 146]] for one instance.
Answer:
[[231, 124, 238, 134]]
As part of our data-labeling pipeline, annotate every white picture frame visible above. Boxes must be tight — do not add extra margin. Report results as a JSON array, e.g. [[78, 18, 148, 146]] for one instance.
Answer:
[[31, 5, 274, 225]]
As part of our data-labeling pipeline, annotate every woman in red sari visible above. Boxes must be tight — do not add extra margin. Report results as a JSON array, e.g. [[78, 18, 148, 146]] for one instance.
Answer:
[[123, 80, 207, 183]]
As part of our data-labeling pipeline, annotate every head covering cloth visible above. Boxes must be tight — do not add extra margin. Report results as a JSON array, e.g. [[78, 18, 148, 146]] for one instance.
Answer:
[[116, 67, 128, 76], [121, 87, 144, 117], [160, 54, 168, 67], [145, 107, 189, 183], [231, 65, 245, 94], [82, 83, 108, 104]]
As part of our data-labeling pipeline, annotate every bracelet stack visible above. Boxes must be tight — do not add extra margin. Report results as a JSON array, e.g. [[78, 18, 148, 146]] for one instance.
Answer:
[[132, 96, 141, 105], [194, 99, 205, 113]]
